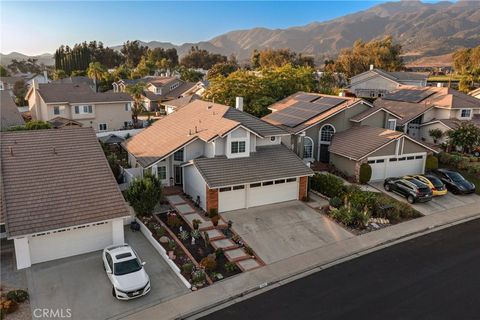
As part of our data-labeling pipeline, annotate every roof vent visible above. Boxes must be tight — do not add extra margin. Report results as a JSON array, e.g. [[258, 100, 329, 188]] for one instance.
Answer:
[[53, 147, 57, 155], [9, 147, 13, 156], [207, 105, 213, 110]]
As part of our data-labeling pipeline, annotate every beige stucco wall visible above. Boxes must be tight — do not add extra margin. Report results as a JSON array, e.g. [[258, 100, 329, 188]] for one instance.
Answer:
[[360, 109, 388, 128], [330, 153, 357, 177], [420, 122, 449, 144], [368, 140, 397, 157], [402, 138, 429, 154]]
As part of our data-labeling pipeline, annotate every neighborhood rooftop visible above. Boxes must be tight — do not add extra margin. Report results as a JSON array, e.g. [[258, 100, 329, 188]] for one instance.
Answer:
[[0, 128, 130, 237], [1, 91, 25, 129]]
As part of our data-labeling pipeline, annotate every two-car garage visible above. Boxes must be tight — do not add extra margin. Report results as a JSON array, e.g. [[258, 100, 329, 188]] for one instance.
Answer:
[[367, 153, 426, 181]]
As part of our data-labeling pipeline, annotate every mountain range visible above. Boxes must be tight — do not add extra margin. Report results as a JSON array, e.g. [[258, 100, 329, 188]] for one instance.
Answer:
[[2, 0, 479, 67]]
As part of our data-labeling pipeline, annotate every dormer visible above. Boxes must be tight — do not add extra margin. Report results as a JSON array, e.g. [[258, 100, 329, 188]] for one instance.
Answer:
[[226, 127, 250, 159], [147, 83, 162, 95]]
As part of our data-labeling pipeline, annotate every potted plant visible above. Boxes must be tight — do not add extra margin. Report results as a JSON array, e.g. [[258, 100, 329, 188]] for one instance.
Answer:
[[211, 215, 220, 227], [192, 219, 202, 230]]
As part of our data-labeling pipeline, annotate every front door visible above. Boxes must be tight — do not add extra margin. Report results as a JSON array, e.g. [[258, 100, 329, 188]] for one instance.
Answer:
[[319, 144, 330, 163], [174, 165, 182, 185]]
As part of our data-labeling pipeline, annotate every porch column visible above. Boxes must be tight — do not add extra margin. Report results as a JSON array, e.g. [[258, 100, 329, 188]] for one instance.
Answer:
[[14, 237, 31, 269], [112, 219, 124, 245]]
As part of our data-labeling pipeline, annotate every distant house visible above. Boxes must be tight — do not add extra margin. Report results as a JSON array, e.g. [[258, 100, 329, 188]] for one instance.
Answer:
[[123, 99, 312, 213], [0, 76, 23, 91], [348, 67, 428, 98], [469, 88, 480, 100], [0, 128, 130, 269], [372, 86, 480, 144], [112, 76, 198, 112], [26, 82, 134, 132], [0, 91, 25, 130], [161, 94, 201, 115], [51, 76, 95, 88]]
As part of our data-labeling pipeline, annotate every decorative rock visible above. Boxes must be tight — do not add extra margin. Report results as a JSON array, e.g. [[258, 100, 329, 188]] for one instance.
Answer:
[[159, 236, 170, 244], [191, 286, 197, 291]]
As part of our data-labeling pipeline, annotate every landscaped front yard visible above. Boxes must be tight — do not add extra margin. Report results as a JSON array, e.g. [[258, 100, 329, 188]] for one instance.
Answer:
[[438, 152, 480, 195]]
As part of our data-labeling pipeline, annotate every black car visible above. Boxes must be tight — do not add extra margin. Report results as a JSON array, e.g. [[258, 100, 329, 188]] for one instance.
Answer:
[[384, 177, 433, 204], [432, 169, 476, 194]]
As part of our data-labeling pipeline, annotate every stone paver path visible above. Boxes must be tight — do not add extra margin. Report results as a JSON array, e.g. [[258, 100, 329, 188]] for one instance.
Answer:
[[176, 204, 196, 214], [211, 239, 236, 250], [168, 195, 185, 205], [224, 248, 249, 261], [237, 259, 262, 271]]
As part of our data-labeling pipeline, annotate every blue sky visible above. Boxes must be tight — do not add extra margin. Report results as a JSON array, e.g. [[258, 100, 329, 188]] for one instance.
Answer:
[[0, 1, 448, 55]]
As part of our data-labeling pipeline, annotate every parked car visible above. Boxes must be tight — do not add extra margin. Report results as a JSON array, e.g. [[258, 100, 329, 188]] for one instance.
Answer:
[[404, 174, 448, 196], [384, 177, 433, 204], [432, 169, 476, 195], [103, 244, 151, 300]]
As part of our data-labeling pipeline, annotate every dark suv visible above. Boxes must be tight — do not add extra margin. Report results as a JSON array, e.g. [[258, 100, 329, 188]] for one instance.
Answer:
[[384, 177, 433, 204]]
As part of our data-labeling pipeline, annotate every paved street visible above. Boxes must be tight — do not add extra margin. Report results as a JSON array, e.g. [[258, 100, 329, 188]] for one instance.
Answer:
[[203, 218, 480, 320]]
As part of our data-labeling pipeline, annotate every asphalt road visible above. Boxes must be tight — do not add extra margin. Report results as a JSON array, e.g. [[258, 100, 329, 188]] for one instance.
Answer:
[[203, 218, 480, 320]]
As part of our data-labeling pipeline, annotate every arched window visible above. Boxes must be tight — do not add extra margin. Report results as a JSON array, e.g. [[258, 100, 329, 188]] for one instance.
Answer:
[[303, 137, 314, 159], [320, 124, 335, 143]]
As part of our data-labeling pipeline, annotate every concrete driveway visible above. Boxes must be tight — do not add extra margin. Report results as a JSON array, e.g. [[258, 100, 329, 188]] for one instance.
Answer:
[[221, 201, 353, 264], [27, 228, 189, 320], [370, 181, 480, 215]]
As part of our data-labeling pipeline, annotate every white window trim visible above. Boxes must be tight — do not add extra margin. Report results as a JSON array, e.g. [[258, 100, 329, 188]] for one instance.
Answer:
[[459, 109, 472, 119], [74, 105, 93, 114], [387, 119, 397, 130], [99, 123, 108, 131], [157, 166, 167, 180], [303, 136, 314, 159]]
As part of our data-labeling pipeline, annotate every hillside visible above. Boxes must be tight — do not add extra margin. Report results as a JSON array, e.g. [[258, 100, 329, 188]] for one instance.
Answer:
[[2, 1, 479, 66]]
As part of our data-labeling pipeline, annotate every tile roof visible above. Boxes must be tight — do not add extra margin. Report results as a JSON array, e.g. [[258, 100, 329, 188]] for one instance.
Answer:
[[33, 83, 132, 104], [123, 100, 286, 167], [421, 115, 480, 130], [51, 76, 94, 86], [349, 105, 401, 122], [373, 99, 433, 125], [372, 69, 429, 82], [142, 82, 197, 101], [1, 91, 25, 129], [0, 128, 130, 237], [47, 116, 83, 129], [329, 126, 404, 161], [0, 76, 24, 85], [262, 92, 363, 133], [162, 94, 201, 109], [193, 144, 313, 188]]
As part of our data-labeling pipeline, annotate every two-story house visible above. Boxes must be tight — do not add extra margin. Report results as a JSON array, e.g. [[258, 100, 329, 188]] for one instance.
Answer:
[[122, 100, 313, 213], [371, 86, 480, 144], [348, 66, 428, 98], [262, 92, 436, 181], [26, 81, 134, 132]]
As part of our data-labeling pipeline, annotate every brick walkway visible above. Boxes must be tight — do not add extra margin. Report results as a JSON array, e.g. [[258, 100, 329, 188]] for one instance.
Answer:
[[166, 195, 262, 271]]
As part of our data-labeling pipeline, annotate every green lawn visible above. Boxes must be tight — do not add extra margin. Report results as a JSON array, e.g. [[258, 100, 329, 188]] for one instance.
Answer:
[[439, 164, 480, 195]]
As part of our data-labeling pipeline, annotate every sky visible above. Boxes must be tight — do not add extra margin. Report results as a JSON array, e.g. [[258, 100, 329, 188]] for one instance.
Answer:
[[0, 1, 449, 55]]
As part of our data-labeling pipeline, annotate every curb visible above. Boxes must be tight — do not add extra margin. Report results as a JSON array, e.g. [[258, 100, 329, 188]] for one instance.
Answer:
[[180, 212, 480, 320]]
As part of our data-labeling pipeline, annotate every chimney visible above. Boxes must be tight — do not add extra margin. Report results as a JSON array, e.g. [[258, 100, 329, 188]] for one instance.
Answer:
[[370, 64, 374, 71], [338, 91, 346, 97], [32, 79, 39, 90], [437, 82, 443, 88], [235, 97, 244, 111], [43, 70, 49, 82]]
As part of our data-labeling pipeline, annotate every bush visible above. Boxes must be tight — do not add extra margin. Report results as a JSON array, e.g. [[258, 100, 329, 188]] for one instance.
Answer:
[[167, 214, 182, 228], [0, 299, 18, 314], [311, 173, 344, 198], [329, 197, 342, 208], [346, 190, 377, 211], [6, 290, 28, 303], [458, 158, 470, 170], [225, 262, 238, 273], [125, 174, 163, 216], [350, 208, 370, 228], [438, 152, 451, 165], [244, 246, 254, 256], [178, 230, 189, 241], [211, 215, 220, 226], [397, 202, 416, 219], [215, 248, 224, 259], [182, 262, 194, 274], [192, 219, 202, 230], [209, 208, 218, 218], [192, 270, 206, 284], [200, 256, 217, 271], [156, 228, 165, 238], [359, 163, 372, 184], [425, 155, 438, 171]]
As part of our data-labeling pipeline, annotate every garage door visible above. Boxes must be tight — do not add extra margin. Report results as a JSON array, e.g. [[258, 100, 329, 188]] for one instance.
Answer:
[[248, 178, 298, 208], [29, 222, 113, 264], [218, 186, 246, 212], [368, 153, 426, 181]]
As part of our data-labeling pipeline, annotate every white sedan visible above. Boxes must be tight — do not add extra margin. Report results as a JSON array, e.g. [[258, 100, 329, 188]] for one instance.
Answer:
[[102, 244, 151, 300]]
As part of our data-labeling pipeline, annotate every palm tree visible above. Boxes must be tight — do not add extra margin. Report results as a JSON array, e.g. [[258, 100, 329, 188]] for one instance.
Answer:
[[125, 82, 146, 127], [87, 62, 106, 92]]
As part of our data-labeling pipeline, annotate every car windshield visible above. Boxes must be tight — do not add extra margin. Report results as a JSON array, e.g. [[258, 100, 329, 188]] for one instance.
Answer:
[[408, 178, 427, 188], [114, 258, 142, 276], [426, 176, 443, 188], [448, 172, 465, 182]]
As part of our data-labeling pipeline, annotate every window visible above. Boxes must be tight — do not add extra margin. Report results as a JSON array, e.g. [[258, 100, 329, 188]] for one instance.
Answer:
[[286, 178, 297, 183], [389, 158, 397, 162], [320, 125, 335, 142], [270, 137, 276, 142], [125, 102, 131, 111], [233, 185, 245, 190], [415, 155, 423, 159], [407, 156, 414, 160], [460, 109, 471, 118], [231, 141, 246, 154], [75, 105, 93, 114], [262, 181, 273, 186], [219, 187, 232, 192], [53, 106, 60, 115], [303, 137, 313, 159], [158, 166, 166, 180], [275, 179, 285, 184], [174, 149, 184, 161], [376, 159, 385, 163], [250, 183, 261, 188], [367, 160, 375, 164], [398, 157, 406, 161], [99, 123, 107, 131], [387, 119, 397, 130], [170, 82, 180, 90]]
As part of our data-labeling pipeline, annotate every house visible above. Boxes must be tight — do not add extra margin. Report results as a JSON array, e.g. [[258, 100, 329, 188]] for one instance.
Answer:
[[161, 94, 201, 115], [469, 88, 480, 99], [0, 72, 49, 92], [0, 128, 130, 269], [51, 76, 95, 88], [0, 76, 23, 91], [372, 86, 480, 144], [348, 67, 428, 98], [1, 91, 25, 130], [112, 76, 197, 112], [262, 92, 436, 181], [123, 99, 313, 213], [26, 82, 134, 132]]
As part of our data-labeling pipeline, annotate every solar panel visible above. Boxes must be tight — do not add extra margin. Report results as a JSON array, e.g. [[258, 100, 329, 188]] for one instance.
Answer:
[[384, 89, 435, 103], [294, 93, 320, 102], [314, 96, 347, 106]]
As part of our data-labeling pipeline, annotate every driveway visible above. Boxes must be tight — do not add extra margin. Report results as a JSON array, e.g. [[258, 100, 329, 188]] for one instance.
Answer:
[[27, 228, 190, 320], [221, 201, 353, 264], [370, 181, 480, 215]]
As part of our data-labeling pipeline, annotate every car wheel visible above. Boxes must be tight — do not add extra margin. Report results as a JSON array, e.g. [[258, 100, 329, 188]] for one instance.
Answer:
[[407, 195, 415, 204], [112, 287, 116, 298], [384, 184, 391, 192]]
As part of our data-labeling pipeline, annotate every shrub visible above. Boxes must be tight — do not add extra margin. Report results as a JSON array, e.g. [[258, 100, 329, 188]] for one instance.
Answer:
[[182, 263, 194, 274], [178, 230, 189, 241], [329, 207, 352, 226], [168, 239, 177, 251], [167, 214, 182, 228], [397, 202, 416, 219], [428, 128, 444, 143], [125, 174, 163, 216], [346, 190, 377, 211], [425, 155, 438, 171], [457, 158, 470, 170], [329, 197, 342, 208], [192, 270, 206, 284], [192, 219, 202, 230], [225, 262, 238, 273], [191, 229, 201, 239], [200, 256, 217, 271], [350, 208, 370, 228], [0, 299, 18, 314], [211, 215, 220, 226], [156, 227, 165, 238], [359, 163, 372, 184], [215, 248, 224, 259], [209, 208, 218, 218], [311, 173, 344, 198], [244, 246, 254, 256], [438, 152, 451, 165], [6, 290, 28, 303]]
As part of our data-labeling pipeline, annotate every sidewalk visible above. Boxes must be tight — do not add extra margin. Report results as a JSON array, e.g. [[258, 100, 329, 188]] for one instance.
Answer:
[[120, 201, 480, 320]]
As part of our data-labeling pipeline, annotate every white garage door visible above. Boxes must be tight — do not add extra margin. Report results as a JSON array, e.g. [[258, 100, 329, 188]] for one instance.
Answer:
[[29, 222, 113, 264], [248, 178, 298, 208], [368, 153, 426, 181], [218, 186, 246, 212]]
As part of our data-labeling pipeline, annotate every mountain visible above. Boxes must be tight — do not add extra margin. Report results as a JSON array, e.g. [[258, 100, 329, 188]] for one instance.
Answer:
[[2, 1, 479, 66], [0, 52, 54, 66]]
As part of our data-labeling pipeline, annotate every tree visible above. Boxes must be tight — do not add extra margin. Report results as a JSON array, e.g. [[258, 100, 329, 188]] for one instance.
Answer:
[[7, 121, 53, 131], [13, 80, 27, 106], [207, 61, 238, 80], [52, 69, 68, 80], [0, 65, 9, 77], [176, 66, 204, 82], [121, 40, 148, 68], [428, 128, 444, 144], [447, 123, 480, 153], [125, 82, 146, 126], [87, 62, 106, 91], [125, 174, 163, 216], [251, 49, 260, 69], [180, 46, 227, 70]]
